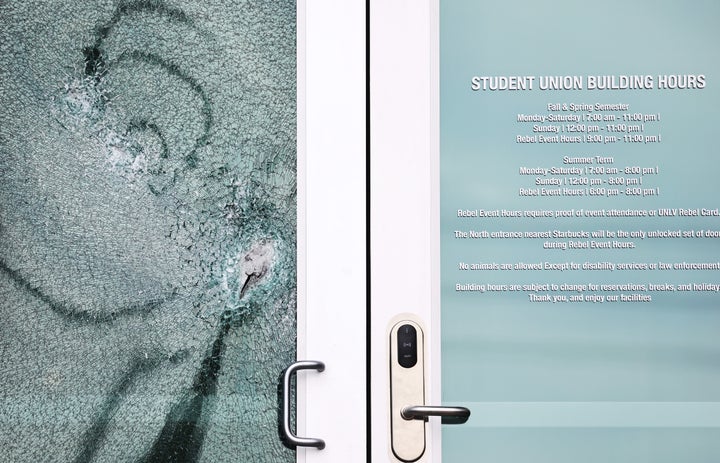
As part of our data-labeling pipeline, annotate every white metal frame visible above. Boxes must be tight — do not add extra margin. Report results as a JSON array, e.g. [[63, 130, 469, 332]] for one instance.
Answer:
[[370, 0, 440, 461], [298, 1, 367, 462]]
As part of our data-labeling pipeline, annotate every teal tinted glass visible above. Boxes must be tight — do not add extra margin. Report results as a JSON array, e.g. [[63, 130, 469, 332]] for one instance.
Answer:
[[440, 1, 720, 461], [0, 1, 296, 461]]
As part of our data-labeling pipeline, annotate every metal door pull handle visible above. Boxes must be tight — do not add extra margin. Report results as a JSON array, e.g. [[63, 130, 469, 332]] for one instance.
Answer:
[[280, 360, 326, 450], [401, 405, 471, 425]]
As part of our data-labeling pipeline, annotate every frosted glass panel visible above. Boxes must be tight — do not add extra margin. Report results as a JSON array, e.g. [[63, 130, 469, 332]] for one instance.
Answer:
[[439, 1, 720, 461]]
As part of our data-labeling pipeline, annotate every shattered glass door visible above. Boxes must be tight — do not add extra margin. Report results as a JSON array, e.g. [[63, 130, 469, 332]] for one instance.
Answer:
[[0, 1, 297, 461]]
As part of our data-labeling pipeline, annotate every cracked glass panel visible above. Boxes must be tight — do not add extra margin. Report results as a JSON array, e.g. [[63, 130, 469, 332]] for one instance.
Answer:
[[0, 1, 296, 461]]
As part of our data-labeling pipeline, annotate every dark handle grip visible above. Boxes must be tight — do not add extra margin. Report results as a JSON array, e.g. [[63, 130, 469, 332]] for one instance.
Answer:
[[401, 405, 471, 425]]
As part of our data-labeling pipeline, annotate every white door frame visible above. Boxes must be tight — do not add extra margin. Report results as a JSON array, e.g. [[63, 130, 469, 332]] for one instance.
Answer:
[[299, 1, 367, 462], [370, 0, 441, 461]]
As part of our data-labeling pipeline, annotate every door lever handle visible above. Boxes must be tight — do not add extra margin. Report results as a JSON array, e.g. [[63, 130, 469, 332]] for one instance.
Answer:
[[279, 360, 326, 450], [401, 405, 471, 425]]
